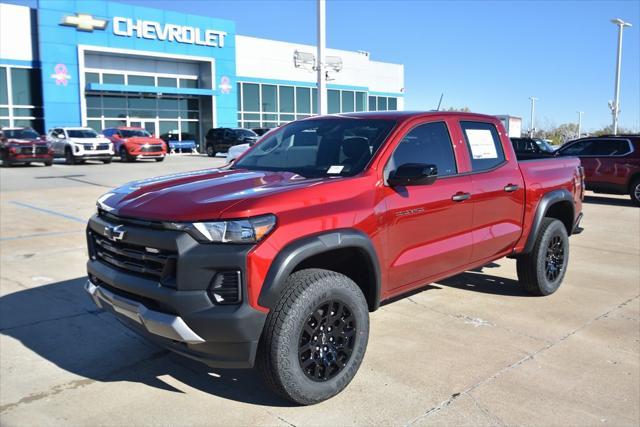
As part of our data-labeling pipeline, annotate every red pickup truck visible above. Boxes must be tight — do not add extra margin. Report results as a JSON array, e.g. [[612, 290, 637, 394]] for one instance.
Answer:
[[85, 112, 584, 404]]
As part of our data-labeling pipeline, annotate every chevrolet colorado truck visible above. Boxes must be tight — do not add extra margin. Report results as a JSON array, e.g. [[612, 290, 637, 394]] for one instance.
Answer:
[[85, 112, 584, 404]]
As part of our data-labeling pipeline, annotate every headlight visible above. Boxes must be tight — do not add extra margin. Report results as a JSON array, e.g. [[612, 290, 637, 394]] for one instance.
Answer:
[[177, 214, 276, 243]]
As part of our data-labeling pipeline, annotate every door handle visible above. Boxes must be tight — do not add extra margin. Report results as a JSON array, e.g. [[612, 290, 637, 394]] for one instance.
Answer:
[[504, 184, 519, 192], [452, 192, 471, 202]]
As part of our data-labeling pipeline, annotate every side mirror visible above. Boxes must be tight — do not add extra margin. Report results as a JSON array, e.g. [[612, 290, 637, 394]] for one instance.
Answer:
[[388, 163, 438, 187]]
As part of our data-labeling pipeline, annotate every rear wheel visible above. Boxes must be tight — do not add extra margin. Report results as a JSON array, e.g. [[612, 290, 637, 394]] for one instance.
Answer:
[[206, 144, 215, 157], [257, 269, 369, 405], [517, 218, 569, 296], [630, 177, 640, 206], [65, 148, 76, 165]]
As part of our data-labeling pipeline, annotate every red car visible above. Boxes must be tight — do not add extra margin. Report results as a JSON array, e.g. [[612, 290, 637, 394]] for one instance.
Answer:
[[86, 112, 583, 404], [556, 135, 640, 205], [102, 127, 166, 162], [0, 127, 53, 167]]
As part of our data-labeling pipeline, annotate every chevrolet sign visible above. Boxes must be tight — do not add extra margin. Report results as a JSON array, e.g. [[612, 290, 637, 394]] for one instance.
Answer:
[[60, 13, 108, 32], [113, 17, 226, 48]]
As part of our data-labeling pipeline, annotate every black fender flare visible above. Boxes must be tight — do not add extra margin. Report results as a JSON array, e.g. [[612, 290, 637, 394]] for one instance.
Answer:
[[257, 229, 382, 311], [523, 188, 575, 254]]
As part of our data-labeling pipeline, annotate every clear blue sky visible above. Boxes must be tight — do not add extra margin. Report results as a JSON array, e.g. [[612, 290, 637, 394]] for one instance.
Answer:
[[8, 0, 640, 132]]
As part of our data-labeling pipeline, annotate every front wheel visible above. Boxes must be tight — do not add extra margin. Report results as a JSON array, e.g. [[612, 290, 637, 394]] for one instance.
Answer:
[[119, 147, 132, 162], [257, 269, 369, 405], [517, 218, 569, 296], [155, 157, 165, 162], [630, 177, 640, 206], [102, 158, 112, 164], [64, 148, 76, 165]]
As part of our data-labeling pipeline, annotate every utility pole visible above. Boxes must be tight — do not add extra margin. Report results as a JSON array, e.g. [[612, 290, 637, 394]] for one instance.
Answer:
[[529, 97, 538, 137], [610, 18, 632, 135], [577, 111, 583, 139], [317, 0, 327, 115]]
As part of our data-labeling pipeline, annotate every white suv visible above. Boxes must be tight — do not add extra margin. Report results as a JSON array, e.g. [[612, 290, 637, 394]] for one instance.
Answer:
[[48, 127, 114, 165]]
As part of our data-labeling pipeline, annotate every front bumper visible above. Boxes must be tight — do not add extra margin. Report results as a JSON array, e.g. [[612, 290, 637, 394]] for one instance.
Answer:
[[8, 154, 53, 163], [85, 214, 267, 368]]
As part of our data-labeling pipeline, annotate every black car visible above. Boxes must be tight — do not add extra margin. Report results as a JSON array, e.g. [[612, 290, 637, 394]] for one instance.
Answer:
[[251, 127, 273, 136], [204, 128, 258, 156], [510, 137, 557, 160]]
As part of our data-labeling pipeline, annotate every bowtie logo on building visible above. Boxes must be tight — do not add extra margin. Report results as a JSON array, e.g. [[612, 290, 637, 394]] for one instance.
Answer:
[[61, 13, 108, 32]]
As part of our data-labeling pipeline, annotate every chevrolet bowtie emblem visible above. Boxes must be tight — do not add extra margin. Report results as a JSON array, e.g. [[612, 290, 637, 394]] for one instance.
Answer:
[[61, 13, 108, 32], [104, 224, 126, 242]]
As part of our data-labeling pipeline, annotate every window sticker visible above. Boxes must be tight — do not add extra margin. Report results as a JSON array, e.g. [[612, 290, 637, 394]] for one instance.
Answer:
[[465, 129, 498, 159], [327, 165, 344, 174]]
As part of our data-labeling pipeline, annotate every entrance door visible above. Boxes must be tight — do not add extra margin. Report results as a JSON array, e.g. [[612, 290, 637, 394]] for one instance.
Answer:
[[129, 120, 157, 137]]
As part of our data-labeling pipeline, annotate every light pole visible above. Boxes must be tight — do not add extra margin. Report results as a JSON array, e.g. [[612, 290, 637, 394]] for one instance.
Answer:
[[577, 111, 583, 139], [610, 18, 632, 135], [529, 97, 538, 137], [317, 0, 327, 115]]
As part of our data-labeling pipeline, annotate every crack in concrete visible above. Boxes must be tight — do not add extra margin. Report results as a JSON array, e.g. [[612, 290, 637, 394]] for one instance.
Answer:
[[404, 294, 640, 426]]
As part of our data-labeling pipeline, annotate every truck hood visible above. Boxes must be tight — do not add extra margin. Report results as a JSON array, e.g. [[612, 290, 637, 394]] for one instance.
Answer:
[[98, 168, 324, 222], [8, 138, 48, 146]]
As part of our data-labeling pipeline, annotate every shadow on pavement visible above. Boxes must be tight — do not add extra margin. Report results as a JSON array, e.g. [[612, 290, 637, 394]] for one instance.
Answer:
[[437, 270, 529, 297], [0, 277, 290, 407], [583, 195, 634, 207]]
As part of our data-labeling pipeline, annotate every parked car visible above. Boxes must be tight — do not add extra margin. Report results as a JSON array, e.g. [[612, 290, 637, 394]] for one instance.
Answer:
[[510, 137, 556, 160], [159, 131, 198, 153], [252, 127, 272, 136], [225, 128, 275, 163], [556, 134, 640, 205], [0, 127, 53, 167], [204, 127, 258, 156], [47, 127, 113, 164], [86, 111, 584, 405], [103, 127, 166, 162]]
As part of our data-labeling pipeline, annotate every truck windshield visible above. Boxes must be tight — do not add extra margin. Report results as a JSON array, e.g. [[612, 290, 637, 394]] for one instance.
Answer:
[[68, 129, 99, 138], [4, 129, 39, 139], [233, 118, 396, 178], [121, 129, 151, 138]]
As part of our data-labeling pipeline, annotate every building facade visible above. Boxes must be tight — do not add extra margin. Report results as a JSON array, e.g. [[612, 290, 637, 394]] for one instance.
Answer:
[[0, 1, 404, 145]]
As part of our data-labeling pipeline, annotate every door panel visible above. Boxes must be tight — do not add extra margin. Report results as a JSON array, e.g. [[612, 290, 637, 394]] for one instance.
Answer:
[[382, 176, 474, 290]]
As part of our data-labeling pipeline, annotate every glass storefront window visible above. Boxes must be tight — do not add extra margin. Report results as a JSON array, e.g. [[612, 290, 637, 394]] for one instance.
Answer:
[[11, 68, 41, 105], [179, 78, 198, 88], [368, 96, 376, 111], [158, 77, 177, 87], [377, 97, 387, 111], [328, 90, 340, 114], [0, 68, 7, 104], [103, 96, 127, 109], [296, 87, 311, 114], [103, 73, 125, 84], [87, 120, 102, 131], [104, 119, 126, 128], [312, 89, 317, 114], [279, 86, 294, 113], [159, 121, 179, 137], [128, 97, 156, 110], [158, 98, 179, 111], [86, 95, 101, 108], [0, 107, 8, 116], [13, 107, 40, 116], [388, 97, 398, 110], [243, 83, 260, 111], [85, 72, 99, 84], [87, 108, 102, 117], [341, 91, 354, 112], [128, 75, 155, 86], [356, 92, 366, 112], [261, 85, 277, 112]]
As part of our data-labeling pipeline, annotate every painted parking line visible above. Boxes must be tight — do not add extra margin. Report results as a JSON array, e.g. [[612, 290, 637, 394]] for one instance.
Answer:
[[8, 201, 86, 224], [0, 230, 84, 242]]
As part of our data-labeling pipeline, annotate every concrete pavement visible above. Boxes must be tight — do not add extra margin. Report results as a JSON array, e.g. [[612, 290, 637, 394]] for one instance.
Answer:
[[1, 156, 638, 426]]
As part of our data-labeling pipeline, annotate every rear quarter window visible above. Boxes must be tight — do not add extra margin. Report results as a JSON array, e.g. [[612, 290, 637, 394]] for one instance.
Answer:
[[460, 121, 505, 171]]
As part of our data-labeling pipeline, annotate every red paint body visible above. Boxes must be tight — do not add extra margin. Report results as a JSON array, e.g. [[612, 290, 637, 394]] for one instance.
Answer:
[[103, 112, 583, 312], [105, 127, 167, 159], [0, 128, 54, 165]]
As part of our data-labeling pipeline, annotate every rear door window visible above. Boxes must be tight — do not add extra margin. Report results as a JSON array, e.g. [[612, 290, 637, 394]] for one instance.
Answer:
[[590, 139, 631, 156], [460, 121, 505, 171]]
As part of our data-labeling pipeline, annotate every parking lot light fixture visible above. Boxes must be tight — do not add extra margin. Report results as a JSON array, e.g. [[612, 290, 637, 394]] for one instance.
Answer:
[[577, 111, 583, 139], [610, 18, 632, 135], [529, 97, 538, 137]]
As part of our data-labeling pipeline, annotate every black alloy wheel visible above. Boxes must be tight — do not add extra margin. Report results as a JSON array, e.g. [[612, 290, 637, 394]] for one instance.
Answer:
[[545, 235, 565, 282], [298, 300, 356, 382]]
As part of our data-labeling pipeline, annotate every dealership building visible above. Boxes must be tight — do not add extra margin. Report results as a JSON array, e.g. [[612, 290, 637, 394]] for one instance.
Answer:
[[0, 0, 404, 144]]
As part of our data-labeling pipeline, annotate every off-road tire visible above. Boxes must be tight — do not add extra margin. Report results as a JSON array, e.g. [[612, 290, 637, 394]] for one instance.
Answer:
[[64, 148, 76, 165], [630, 177, 640, 206], [517, 218, 569, 296], [257, 268, 369, 405]]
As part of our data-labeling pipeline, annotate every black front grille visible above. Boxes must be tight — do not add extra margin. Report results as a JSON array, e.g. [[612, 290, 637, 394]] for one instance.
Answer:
[[90, 231, 176, 283], [19, 146, 48, 154], [140, 145, 163, 153], [83, 143, 110, 150]]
